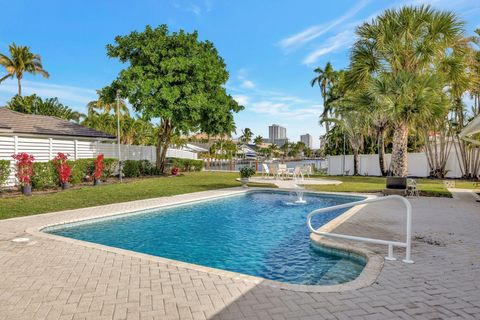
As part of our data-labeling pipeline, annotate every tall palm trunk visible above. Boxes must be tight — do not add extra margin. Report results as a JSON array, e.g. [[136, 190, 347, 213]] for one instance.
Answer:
[[377, 128, 386, 176], [391, 122, 408, 177], [353, 148, 359, 175], [17, 77, 22, 96], [323, 113, 330, 135]]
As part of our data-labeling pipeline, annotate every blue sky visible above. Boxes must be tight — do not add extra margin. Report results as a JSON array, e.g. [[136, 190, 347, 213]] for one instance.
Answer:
[[1, 0, 479, 148]]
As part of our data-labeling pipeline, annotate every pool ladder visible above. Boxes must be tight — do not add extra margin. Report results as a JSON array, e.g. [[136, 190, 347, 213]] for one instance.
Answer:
[[306, 195, 414, 263]]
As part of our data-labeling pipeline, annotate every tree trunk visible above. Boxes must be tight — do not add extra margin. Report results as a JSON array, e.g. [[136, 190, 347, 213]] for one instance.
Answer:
[[391, 122, 409, 177], [156, 120, 172, 173], [378, 128, 386, 176], [323, 113, 330, 135], [353, 148, 359, 175], [17, 77, 22, 96]]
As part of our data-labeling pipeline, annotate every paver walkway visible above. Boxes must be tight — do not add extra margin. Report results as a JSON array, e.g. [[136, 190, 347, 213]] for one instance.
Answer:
[[0, 190, 479, 320]]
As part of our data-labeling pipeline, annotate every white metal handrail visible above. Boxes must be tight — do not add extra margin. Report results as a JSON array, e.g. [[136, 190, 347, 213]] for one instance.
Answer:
[[307, 195, 414, 263]]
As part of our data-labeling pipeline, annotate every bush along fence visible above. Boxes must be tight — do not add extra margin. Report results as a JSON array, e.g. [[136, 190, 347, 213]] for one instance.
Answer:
[[4, 154, 205, 196]]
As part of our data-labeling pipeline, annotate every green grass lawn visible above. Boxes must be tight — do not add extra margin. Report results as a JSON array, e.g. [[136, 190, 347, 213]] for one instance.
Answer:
[[0, 172, 275, 220], [306, 175, 452, 197]]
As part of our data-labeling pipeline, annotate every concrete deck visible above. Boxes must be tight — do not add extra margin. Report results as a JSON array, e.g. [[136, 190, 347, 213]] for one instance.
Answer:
[[0, 188, 479, 319], [247, 177, 342, 188]]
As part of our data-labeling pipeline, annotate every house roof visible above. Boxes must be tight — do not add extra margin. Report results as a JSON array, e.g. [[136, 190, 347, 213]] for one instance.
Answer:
[[459, 114, 480, 145], [0, 108, 115, 140]]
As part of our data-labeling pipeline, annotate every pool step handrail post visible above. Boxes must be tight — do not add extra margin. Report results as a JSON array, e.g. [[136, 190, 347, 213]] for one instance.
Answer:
[[306, 195, 414, 264]]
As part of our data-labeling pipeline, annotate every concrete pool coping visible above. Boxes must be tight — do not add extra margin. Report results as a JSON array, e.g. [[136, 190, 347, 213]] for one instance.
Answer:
[[25, 187, 384, 293]]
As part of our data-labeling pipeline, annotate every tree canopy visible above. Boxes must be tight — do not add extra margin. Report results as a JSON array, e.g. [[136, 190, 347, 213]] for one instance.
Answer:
[[101, 25, 243, 171]]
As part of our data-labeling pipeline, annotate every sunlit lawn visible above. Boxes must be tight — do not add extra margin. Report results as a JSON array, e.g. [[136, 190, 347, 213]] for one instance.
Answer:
[[305, 175, 465, 198], [0, 172, 275, 220]]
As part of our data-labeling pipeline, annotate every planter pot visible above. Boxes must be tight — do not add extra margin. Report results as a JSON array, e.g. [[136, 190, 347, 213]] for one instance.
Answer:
[[61, 182, 71, 190], [21, 185, 32, 197], [386, 176, 407, 190], [240, 177, 249, 188], [94, 178, 102, 186]]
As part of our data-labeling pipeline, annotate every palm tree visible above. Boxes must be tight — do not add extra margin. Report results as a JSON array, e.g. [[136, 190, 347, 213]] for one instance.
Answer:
[[240, 128, 253, 144], [311, 62, 335, 134], [0, 43, 49, 96], [253, 135, 264, 146], [348, 5, 464, 176], [87, 96, 130, 119]]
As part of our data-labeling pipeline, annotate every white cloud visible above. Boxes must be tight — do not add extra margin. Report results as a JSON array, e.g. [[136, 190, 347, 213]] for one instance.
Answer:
[[233, 94, 249, 106], [278, 0, 370, 52], [242, 80, 255, 89], [0, 79, 97, 108], [302, 30, 354, 65], [187, 3, 201, 15]]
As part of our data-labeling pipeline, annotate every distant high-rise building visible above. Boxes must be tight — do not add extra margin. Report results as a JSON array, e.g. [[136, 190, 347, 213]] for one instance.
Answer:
[[269, 124, 287, 145], [300, 134, 313, 149]]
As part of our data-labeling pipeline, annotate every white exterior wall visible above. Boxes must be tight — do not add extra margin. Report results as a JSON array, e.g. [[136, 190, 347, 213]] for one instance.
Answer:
[[327, 151, 463, 178], [1, 134, 198, 187]]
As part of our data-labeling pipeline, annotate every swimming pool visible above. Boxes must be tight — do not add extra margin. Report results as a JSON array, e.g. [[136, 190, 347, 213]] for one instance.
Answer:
[[45, 190, 366, 285]]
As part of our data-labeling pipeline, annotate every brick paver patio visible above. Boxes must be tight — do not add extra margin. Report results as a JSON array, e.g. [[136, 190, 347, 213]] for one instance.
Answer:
[[0, 189, 479, 320]]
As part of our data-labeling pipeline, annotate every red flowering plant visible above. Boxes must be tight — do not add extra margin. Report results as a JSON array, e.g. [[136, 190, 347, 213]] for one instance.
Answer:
[[52, 153, 71, 185], [94, 154, 104, 180], [171, 166, 179, 176], [12, 153, 35, 187]]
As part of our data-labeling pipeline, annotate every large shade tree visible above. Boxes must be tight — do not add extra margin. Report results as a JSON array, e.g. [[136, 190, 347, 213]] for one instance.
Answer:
[[0, 43, 49, 96], [101, 25, 243, 172], [348, 5, 464, 176]]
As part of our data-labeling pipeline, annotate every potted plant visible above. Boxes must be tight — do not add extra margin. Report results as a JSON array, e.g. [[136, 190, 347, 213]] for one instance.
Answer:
[[12, 152, 35, 196], [171, 166, 179, 176], [239, 166, 255, 188], [52, 153, 71, 190], [93, 154, 104, 185]]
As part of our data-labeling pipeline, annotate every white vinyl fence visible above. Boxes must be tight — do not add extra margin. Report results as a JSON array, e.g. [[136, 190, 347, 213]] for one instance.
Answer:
[[0, 134, 197, 186], [327, 152, 464, 178]]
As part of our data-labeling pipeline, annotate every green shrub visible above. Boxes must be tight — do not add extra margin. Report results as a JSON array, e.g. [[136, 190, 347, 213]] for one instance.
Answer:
[[138, 160, 154, 176], [0, 160, 11, 188], [169, 158, 203, 172], [123, 160, 141, 178], [103, 158, 118, 179], [31, 162, 57, 190], [239, 166, 255, 178]]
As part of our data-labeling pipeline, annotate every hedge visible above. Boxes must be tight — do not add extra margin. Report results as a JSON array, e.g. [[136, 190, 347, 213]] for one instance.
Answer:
[[31, 162, 57, 190], [27, 157, 118, 189], [168, 158, 203, 172], [0, 160, 10, 188]]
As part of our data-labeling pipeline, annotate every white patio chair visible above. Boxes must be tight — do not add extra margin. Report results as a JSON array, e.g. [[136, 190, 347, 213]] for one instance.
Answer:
[[278, 164, 288, 180], [269, 164, 279, 180], [262, 163, 271, 178], [292, 166, 304, 181]]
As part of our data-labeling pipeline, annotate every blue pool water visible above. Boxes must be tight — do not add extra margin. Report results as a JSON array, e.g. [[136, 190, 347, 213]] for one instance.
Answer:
[[46, 191, 366, 285]]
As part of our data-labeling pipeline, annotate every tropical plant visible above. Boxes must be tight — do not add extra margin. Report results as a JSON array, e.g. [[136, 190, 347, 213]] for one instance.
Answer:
[[12, 153, 35, 187], [52, 153, 71, 185], [0, 43, 49, 96], [0, 160, 10, 188], [348, 5, 464, 176], [94, 154, 104, 180], [100, 25, 243, 173], [311, 62, 335, 134], [7, 94, 82, 122], [240, 128, 253, 144], [253, 135, 264, 146], [239, 166, 255, 179]]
